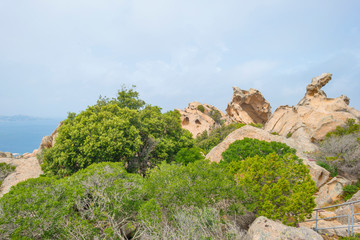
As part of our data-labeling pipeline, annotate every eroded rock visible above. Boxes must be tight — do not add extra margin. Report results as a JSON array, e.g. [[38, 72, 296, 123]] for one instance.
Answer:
[[177, 101, 231, 138], [38, 122, 63, 154], [315, 177, 351, 207], [265, 73, 360, 142], [0, 152, 13, 158], [226, 87, 271, 124], [246, 216, 323, 240]]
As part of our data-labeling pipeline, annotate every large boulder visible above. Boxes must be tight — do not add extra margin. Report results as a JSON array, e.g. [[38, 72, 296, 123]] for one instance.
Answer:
[[265, 73, 360, 142], [206, 125, 330, 188], [226, 87, 271, 125], [177, 101, 231, 138], [245, 216, 323, 240], [0, 157, 43, 197], [315, 177, 351, 207], [335, 190, 360, 224], [0, 152, 13, 158]]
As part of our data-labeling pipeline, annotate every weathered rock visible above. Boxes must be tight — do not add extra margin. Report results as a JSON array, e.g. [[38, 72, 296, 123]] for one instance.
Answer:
[[226, 87, 271, 125], [315, 177, 351, 207], [246, 216, 323, 240], [300, 219, 349, 237], [177, 101, 231, 138], [265, 73, 360, 142], [206, 125, 330, 188], [38, 122, 63, 154], [0, 152, 13, 158], [21, 149, 38, 159], [335, 190, 360, 224], [0, 157, 43, 197]]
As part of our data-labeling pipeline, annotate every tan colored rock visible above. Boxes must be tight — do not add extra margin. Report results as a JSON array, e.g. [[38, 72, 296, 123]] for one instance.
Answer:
[[315, 177, 351, 207], [0, 157, 43, 197], [21, 149, 38, 159], [0, 152, 13, 158], [335, 190, 360, 224], [318, 211, 337, 221], [205, 125, 329, 188], [246, 216, 323, 240], [226, 87, 271, 125], [265, 73, 360, 142], [38, 122, 63, 154], [177, 101, 231, 138], [300, 219, 350, 237]]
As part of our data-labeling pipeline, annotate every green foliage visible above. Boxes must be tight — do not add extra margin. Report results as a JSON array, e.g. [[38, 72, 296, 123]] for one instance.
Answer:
[[326, 118, 360, 138], [221, 138, 296, 164], [209, 109, 222, 125], [0, 162, 15, 186], [235, 153, 317, 225], [286, 132, 293, 138], [271, 132, 279, 135], [316, 161, 338, 177], [340, 233, 360, 240], [41, 88, 193, 177], [249, 123, 263, 129], [175, 147, 205, 165], [143, 160, 245, 214], [197, 104, 205, 113], [195, 123, 245, 154], [343, 185, 359, 201]]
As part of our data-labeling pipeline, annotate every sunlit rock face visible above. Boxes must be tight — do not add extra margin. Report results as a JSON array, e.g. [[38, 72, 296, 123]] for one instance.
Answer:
[[265, 73, 360, 142], [226, 87, 271, 125]]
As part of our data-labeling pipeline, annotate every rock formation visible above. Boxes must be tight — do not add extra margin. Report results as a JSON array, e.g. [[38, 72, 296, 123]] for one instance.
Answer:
[[38, 121, 63, 154], [226, 87, 271, 124], [246, 216, 323, 240], [0, 151, 13, 158], [265, 73, 360, 142], [315, 177, 351, 207], [177, 101, 231, 138], [0, 157, 42, 197], [206, 125, 330, 188]]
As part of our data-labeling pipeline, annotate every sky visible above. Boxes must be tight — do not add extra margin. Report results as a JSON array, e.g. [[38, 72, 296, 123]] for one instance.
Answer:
[[0, 0, 359, 119]]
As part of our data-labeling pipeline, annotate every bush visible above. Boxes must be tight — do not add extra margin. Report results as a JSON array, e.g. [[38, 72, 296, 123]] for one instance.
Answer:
[[175, 147, 204, 165], [343, 185, 359, 201], [316, 161, 338, 177], [0, 162, 15, 186], [195, 123, 245, 154], [221, 138, 296, 164], [41, 88, 193, 177], [197, 104, 205, 113], [235, 153, 317, 226], [249, 123, 263, 129], [311, 119, 360, 180], [209, 109, 222, 125]]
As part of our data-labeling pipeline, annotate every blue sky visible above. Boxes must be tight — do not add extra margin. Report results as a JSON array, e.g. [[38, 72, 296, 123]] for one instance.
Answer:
[[0, 0, 359, 118]]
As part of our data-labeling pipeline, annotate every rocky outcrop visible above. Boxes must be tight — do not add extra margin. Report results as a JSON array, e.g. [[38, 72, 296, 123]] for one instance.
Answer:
[[335, 190, 360, 224], [226, 87, 271, 125], [315, 177, 351, 207], [0, 152, 13, 158], [177, 102, 231, 138], [246, 216, 323, 240], [265, 73, 360, 142], [38, 122, 63, 154], [205, 125, 329, 188], [0, 157, 43, 197]]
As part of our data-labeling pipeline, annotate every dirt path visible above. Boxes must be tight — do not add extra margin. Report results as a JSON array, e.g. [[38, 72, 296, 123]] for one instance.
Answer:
[[0, 157, 43, 197]]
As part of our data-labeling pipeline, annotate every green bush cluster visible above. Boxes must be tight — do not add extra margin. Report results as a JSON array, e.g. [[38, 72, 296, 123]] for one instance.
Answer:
[[195, 123, 245, 154], [209, 109, 222, 125], [0, 162, 15, 187], [197, 104, 205, 113], [40, 87, 193, 177], [249, 123, 263, 129], [221, 138, 296, 163], [316, 161, 338, 177], [0, 161, 247, 239], [342, 180, 360, 201]]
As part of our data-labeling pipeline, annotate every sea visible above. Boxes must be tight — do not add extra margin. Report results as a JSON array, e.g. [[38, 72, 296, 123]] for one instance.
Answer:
[[0, 117, 63, 155]]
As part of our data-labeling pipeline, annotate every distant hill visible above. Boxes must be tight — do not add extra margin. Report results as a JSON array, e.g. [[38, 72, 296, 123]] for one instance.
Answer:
[[0, 115, 43, 122]]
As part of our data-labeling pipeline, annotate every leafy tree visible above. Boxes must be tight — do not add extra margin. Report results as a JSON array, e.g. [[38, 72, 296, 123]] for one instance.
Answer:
[[221, 138, 296, 164], [41, 88, 193, 177], [235, 153, 316, 226]]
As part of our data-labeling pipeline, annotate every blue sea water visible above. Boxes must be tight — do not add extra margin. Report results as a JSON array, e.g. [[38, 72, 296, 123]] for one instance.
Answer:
[[0, 119, 62, 154]]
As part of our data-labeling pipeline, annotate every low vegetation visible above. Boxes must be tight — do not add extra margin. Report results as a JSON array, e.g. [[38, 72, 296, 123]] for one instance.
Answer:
[[313, 119, 360, 180], [0, 162, 15, 187]]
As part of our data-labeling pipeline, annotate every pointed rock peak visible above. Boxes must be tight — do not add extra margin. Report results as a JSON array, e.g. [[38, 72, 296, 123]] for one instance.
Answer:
[[306, 73, 332, 98], [226, 87, 271, 125]]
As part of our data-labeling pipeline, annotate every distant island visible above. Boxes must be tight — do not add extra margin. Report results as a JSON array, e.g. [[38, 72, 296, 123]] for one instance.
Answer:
[[0, 115, 49, 122]]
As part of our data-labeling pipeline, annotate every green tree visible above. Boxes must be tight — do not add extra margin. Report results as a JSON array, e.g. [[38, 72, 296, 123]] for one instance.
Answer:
[[175, 147, 204, 165], [235, 153, 316, 225]]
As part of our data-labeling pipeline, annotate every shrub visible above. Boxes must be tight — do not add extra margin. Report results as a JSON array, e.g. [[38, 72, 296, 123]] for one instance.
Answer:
[[209, 109, 222, 125], [195, 123, 245, 154], [197, 104, 205, 113], [221, 138, 296, 164], [0, 162, 15, 186], [249, 123, 263, 129], [326, 118, 359, 138], [343, 185, 359, 201], [175, 147, 204, 165], [316, 161, 338, 177], [41, 88, 193, 177], [271, 132, 279, 135], [235, 153, 317, 226]]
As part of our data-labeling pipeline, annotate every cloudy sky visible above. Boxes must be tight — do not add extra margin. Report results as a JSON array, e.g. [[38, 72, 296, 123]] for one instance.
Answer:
[[1, 0, 359, 118]]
